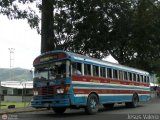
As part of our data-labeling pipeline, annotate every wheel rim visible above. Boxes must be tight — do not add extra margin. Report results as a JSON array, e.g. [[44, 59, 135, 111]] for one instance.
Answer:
[[89, 97, 98, 110], [133, 95, 138, 106], [85, 94, 99, 114], [90, 97, 97, 109]]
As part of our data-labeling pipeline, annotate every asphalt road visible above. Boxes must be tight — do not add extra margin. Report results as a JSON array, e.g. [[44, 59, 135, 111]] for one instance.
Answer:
[[1, 98, 160, 120]]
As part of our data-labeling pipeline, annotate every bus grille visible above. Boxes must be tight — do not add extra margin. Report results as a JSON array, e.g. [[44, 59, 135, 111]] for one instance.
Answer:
[[39, 86, 55, 95]]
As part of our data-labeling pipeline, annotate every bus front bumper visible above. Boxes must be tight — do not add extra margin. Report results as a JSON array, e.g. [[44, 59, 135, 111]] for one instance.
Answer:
[[31, 95, 71, 108]]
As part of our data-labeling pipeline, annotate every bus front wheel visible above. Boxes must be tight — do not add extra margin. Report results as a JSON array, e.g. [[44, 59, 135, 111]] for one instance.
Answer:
[[52, 107, 66, 114], [85, 94, 99, 115]]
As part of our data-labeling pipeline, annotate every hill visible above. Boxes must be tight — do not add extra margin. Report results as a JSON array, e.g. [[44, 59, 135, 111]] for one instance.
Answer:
[[0, 68, 32, 81]]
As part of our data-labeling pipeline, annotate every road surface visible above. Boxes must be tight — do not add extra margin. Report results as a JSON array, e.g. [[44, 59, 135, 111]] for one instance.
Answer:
[[1, 98, 160, 120]]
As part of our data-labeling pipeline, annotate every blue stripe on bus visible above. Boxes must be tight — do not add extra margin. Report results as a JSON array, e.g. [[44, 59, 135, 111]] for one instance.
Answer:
[[72, 83, 150, 91], [73, 94, 150, 105]]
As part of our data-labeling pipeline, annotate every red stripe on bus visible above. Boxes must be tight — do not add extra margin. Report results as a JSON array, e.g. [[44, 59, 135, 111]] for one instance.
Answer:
[[72, 75, 149, 87]]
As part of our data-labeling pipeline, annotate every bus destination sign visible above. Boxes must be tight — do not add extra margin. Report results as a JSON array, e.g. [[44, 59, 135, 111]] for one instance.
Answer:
[[33, 52, 68, 65], [40, 55, 58, 62]]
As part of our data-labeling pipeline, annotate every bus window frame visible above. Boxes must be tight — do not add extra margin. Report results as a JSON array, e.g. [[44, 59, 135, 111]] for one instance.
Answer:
[[71, 62, 82, 75], [100, 66, 106, 78], [93, 65, 99, 77], [113, 69, 118, 79], [84, 63, 91, 76], [107, 68, 112, 79]]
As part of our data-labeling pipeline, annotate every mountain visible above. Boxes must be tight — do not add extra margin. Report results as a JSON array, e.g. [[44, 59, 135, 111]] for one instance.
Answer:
[[0, 68, 33, 81]]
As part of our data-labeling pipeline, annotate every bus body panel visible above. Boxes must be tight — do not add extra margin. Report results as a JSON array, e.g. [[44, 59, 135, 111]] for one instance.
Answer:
[[31, 50, 151, 110]]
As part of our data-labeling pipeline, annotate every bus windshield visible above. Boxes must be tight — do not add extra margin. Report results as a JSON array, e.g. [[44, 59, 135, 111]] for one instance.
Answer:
[[34, 60, 70, 80]]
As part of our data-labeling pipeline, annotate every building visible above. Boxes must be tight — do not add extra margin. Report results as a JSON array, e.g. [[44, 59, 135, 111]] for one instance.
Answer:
[[0, 81, 33, 102]]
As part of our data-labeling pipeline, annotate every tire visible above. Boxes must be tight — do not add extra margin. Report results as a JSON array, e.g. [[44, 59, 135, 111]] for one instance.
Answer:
[[103, 103, 114, 109], [125, 94, 139, 108], [85, 94, 99, 115], [52, 107, 66, 114]]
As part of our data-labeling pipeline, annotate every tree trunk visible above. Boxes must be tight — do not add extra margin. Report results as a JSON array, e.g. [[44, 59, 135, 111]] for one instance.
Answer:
[[41, 0, 55, 53]]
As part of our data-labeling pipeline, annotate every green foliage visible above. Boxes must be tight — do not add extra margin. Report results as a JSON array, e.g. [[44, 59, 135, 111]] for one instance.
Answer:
[[51, 0, 160, 74], [0, 0, 40, 33], [124, 0, 160, 73], [1, 0, 160, 76], [52, 0, 136, 58]]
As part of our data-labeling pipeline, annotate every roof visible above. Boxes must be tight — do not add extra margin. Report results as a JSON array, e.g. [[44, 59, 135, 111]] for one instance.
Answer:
[[34, 50, 150, 75], [66, 51, 149, 75], [0, 81, 33, 89]]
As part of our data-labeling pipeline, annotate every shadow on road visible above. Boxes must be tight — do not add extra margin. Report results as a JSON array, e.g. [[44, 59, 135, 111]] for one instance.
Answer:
[[26, 104, 145, 118], [16, 100, 160, 120], [16, 98, 160, 120]]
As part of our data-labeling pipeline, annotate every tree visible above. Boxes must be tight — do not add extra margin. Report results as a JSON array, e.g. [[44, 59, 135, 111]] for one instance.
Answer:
[[66, 0, 111, 58], [126, 0, 160, 73], [55, 0, 135, 58], [0, 0, 40, 32], [108, 0, 135, 64], [41, 0, 55, 53], [1, 0, 160, 77]]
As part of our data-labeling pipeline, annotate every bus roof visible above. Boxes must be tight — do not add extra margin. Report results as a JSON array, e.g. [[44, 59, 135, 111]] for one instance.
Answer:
[[34, 50, 149, 75], [66, 51, 149, 75]]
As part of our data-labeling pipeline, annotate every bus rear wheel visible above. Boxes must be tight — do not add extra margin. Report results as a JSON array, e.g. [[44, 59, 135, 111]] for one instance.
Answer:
[[85, 94, 99, 115], [125, 94, 139, 108], [52, 107, 66, 114]]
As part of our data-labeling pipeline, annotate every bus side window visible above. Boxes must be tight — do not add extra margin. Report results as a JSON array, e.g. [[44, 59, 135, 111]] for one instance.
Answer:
[[147, 76, 149, 83], [100, 67, 106, 78], [129, 72, 132, 81], [119, 70, 123, 80], [107, 68, 112, 78], [93, 65, 99, 77], [137, 74, 140, 82], [72, 62, 82, 75], [84, 64, 91, 76], [113, 69, 118, 79], [140, 75, 143, 82], [124, 71, 128, 80], [133, 73, 136, 81], [144, 76, 147, 83]]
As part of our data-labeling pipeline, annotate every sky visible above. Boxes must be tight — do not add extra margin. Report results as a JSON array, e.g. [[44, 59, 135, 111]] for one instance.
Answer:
[[0, 15, 117, 70], [0, 15, 41, 69]]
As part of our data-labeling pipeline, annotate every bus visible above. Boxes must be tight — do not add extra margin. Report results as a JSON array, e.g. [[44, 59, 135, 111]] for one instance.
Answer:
[[31, 50, 151, 114]]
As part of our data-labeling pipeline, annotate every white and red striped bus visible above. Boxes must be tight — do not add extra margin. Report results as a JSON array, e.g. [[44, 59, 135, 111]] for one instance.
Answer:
[[31, 50, 151, 114]]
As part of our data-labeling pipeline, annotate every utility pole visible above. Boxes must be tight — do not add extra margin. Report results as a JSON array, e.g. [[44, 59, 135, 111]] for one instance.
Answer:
[[8, 48, 15, 81]]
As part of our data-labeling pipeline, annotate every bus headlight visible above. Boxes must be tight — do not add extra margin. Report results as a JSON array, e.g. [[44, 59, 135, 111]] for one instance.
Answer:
[[33, 91, 38, 96], [56, 88, 64, 94]]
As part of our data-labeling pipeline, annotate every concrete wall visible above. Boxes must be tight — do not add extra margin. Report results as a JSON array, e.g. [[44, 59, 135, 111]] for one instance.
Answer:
[[4, 96, 33, 102]]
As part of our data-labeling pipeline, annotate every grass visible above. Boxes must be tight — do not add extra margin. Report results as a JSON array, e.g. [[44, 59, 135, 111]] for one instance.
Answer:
[[0, 101, 30, 109]]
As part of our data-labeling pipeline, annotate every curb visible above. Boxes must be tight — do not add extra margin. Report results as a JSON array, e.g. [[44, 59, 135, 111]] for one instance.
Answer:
[[0, 108, 48, 115]]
